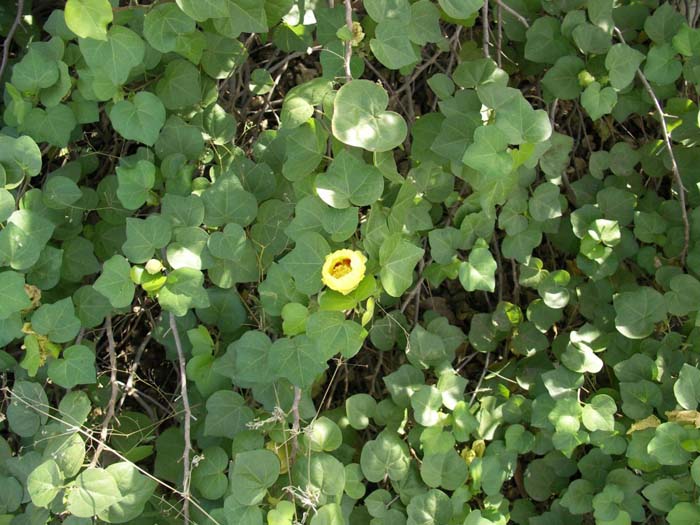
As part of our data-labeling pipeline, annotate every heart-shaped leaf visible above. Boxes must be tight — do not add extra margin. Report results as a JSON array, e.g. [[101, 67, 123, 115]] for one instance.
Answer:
[[47, 345, 96, 389], [109, 92, 166, 146], [315, 150, 384, 209], [581, 82, 617, 120], [332, 80, 407, 152]]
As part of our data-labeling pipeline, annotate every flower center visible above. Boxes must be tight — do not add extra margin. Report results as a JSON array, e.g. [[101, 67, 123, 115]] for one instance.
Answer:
[[330, 258, 353, 278]]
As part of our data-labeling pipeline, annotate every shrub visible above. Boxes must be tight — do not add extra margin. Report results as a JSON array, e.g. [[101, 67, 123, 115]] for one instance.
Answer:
[[2, 0, 700, 524]]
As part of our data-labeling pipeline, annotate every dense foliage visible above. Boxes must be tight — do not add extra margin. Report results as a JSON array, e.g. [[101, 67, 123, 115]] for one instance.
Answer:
[[3, 0, 700, 523]]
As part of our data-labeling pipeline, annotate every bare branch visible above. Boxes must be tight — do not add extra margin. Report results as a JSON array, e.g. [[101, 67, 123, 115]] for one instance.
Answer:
[[482, 0, 490, 58], [469, 352, 491, 407], [290, 386, 303, 462], [492, 0, 530, 28], [169, 312, 193, 524], [343, 0, 353, 82], [0, 0, 24, 82], [615, 28, 690, 265], [117, 333, 152, 412], [91, 315, 120, 467]]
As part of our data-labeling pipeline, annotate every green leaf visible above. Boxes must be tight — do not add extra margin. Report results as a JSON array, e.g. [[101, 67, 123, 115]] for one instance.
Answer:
[[155, 59, 202, 110], [306, 311, 366, 358], [379, 234, 425, 297], [79, 26, 145, 85], [214, 330, 273, 387], [306, 417, 343, 452], [643, 43, 682, 85], [122, 215, 172, 264], [201, 31, 247, 79], [332, 79, 408, 152], [65, 0, 113, 40], [371, 20, 419, 70], [93, 255, 136, 308], [31, 297, 81, 343], [0, 135, 42, 187], [143, 3, 195, 53], [280, 232, 330, 295], [647, 423, 692, 466], [175, 0, 228, 21], [316, 150, 385, 209], [100, 462, 156, 523], [40, 61, 72, 108], [47, 345, 96, 389], [560, 479, 595, 515], [409, 0, 443, 45], [361, 430, 410, 482], [525, 16, 574, 64], [11, 48, 59, 94], [644, 3, 685, 45], [582, 394, 616, 432], [613, 287, 667, 339], [463, 125, 513, 177], [8, 381, 49, 437], [459, 239, 497, 292], [23, 104, 77, 147], [346, 394, 377, 430], [155, 115, 205, 160], [109, 92, 166, 146], [213, 0, 268, 38], [192, 446, 228, 500], [581, 82, 617, 120], [406, 489, 452, 525], [668, 503, 700, 524], [674, 363, 700, 410], [269, 336, 328, 388], [158, 268, 210, 317], [43, 175, 82, 209], [365, 0, 411, 23], [281, 78, 334, 129], [59, 391, 92, 427], [438, 0, 481, 19], [0, 210, 55, 270], [27, 459, 64, 508], [542, 56, 585, 100], [207, 223, 246, 260], [310, 503, 345, 525], [229, 449, 280, 506], [202, 104, 237, 145], [572, 23, 611, 55], [0, 190, 15, 223], [281, 122, 326, 181], [202, 177, 258, 228], [665, 274, 700, 316], [0, 271, 31, 320], [66, 468, 122, 518], [605, 44, 645, 91], [420, 449, 468, 490], [672, 24, 700, 56], [412, 385, 443, 427], [204, 390, 253, 439], [116, 160, 155, 210]]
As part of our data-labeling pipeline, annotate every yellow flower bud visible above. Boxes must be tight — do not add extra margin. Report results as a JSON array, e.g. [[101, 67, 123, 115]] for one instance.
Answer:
[[321, 249, 367, 295]]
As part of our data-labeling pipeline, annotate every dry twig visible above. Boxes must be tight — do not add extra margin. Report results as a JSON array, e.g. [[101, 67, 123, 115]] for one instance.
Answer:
[[169, 312, 193, 524], [0, 0, 24, 82], [343, 0, 353, 82], [290, 386, 303, 462], [91, 315, 120, 467], [614, 28, 690, 265], [492, 0, 530, 28]]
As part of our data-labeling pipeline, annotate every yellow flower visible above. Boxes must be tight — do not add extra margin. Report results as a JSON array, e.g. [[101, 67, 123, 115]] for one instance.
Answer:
[[321, 249, 367, 295]]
